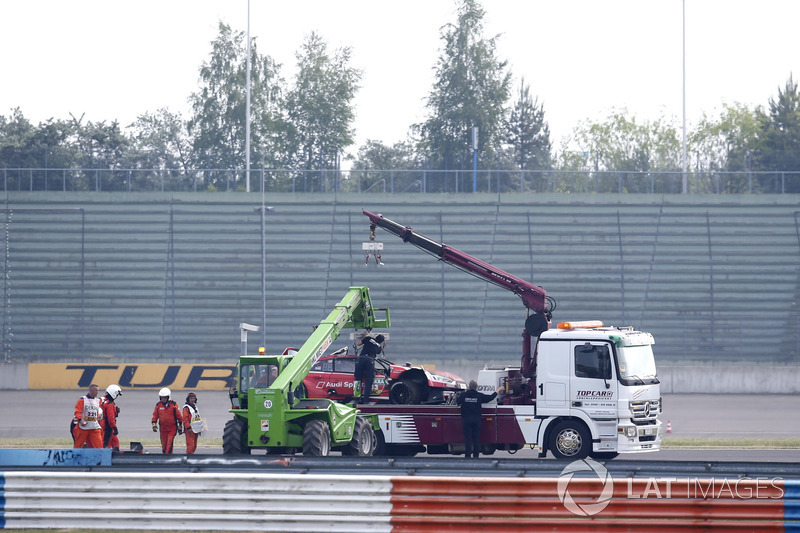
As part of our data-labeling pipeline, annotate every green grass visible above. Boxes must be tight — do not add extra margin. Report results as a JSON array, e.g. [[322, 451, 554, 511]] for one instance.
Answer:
[[0, 437, 223, 448], [662, 437, 800, 449], [1, 437, 799, 449]]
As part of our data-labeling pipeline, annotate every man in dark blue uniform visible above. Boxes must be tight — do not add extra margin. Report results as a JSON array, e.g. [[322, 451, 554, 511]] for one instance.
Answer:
[[354, 334, 384, 404], [456, 380, 501, 458]]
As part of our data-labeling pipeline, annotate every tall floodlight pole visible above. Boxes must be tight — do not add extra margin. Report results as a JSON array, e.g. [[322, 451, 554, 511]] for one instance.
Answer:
[[681, 0, 688, 194], [256, 205, 274, 347], [245, 0, 252, 192], [471, 127, 478, 193]]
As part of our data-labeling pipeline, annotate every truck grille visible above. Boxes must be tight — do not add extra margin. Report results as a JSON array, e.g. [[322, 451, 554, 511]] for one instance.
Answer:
[[630, 399, 660, 422]]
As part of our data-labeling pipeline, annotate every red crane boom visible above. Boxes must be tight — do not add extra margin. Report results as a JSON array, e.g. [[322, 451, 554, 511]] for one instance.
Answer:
[[363, 210, 556, 382]]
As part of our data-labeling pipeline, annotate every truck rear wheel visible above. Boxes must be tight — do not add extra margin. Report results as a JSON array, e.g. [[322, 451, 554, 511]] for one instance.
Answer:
[[372, 429, 387, 456], [302, 419, 331, 456], [343, 416, 375, 456], [222, 417, 251, 455], [548, 420, 590, 460], [385, 444, 423, 457]]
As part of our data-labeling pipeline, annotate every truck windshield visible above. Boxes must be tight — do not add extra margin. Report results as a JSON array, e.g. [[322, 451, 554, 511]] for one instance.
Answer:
[[241, 363, 279, 390], [616, 345, 659, 385]]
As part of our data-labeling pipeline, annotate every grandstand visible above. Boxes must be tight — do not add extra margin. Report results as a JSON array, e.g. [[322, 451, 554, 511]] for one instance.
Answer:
[[1, 192, 798, 391]]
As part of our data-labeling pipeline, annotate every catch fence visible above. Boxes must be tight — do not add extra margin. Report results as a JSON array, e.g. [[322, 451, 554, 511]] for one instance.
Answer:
[[3, 167, 799, 194]]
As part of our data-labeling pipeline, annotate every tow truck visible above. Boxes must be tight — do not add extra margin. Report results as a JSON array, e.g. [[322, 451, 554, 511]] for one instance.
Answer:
[[361, 210, 662, 459], [222, 286, 389, 456]]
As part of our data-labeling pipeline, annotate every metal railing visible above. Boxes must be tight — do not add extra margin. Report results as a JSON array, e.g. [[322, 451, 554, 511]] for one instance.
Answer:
[[3, 167, 799, 194]]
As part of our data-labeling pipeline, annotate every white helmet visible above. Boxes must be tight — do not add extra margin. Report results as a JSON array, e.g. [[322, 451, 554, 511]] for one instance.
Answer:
[[106, 384, 122, 399], [158, 387, 171, 399]]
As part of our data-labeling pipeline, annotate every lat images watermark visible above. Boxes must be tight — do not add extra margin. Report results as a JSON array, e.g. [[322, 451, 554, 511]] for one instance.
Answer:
[[556, 458, 784, 517], [556, 458, 614, 516]]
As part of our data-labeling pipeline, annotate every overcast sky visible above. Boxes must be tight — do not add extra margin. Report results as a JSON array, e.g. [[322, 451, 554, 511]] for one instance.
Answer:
[[2, 0, 798, 152]]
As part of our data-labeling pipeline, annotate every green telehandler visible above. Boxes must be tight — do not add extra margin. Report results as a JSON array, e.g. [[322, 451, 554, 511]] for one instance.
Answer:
[[223, 286, 389, 456]]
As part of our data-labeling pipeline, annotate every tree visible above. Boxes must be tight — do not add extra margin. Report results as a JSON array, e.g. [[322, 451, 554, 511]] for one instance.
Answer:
[[416, 0, 511, 177], [0, 109, 80, 171], [188, 21, 286, 190], [0, 109, 136, 191], [756, 74, 800, 191], [506, 78, 551, 171], [0, 109, 40, 170], [129, 109, 190, 169], [348, 139, 421, 192], [689, 103, 762, 192], [563, 109, 681, 193], [504, 77, 551, 192], [75, 119, 131, 191], [78, 120, 129, 169], [285, 31, 361, 191], [126, 108, 193, 190], [0, 109, 71, 190]]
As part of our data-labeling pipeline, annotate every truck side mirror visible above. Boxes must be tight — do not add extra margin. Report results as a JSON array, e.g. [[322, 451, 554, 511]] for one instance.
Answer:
[[287, 384, 295, 405], [599, 350, 612, 388], [228, 387, 240, 408]]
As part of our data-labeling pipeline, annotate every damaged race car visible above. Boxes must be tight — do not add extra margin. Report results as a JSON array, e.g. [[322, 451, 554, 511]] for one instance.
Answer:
[[300, 347, 467, 405]]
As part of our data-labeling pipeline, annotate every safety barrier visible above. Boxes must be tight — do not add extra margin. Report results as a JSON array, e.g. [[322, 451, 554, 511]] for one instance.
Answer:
[[0, 472, 394, 532], [391, 477, 800, 532], [1, 471, 799, 531]]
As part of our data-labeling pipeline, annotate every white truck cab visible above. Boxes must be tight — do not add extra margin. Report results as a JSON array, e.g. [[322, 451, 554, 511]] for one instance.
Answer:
[[478, 321, 662, 459]]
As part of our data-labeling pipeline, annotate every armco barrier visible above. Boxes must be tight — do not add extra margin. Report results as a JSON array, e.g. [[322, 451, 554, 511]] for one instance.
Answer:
[[0, 472, 394, 532], [0, 472, 798, 531], [391, 477, 800, 532]]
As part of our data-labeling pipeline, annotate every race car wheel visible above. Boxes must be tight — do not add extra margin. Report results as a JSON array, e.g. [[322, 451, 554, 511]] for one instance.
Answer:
[[389, 379, 421, 404]]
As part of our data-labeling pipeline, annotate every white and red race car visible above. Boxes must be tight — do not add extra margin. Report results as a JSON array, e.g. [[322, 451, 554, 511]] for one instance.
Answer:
[[300, 348, 467, 405]]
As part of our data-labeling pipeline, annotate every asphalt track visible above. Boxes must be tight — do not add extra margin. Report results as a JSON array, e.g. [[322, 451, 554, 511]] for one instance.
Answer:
[[4, 390, 799, 462]]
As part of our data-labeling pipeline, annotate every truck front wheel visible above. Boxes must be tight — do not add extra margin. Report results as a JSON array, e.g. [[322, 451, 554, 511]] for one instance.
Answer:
[[548, 420, 590, 460], [222, 418, 251, 455], [302, 419, 331, 456]]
